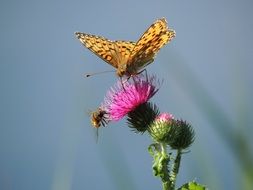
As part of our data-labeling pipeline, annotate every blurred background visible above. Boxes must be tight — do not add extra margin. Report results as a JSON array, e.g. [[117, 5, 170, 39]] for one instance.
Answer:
[[1, 0, 253, 189]]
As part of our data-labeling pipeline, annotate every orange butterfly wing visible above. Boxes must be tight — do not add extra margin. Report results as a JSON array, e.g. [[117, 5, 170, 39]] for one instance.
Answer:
[[114, 40, 136, 60], [75, 32, 135, 69], [126, 18, 176, 72]]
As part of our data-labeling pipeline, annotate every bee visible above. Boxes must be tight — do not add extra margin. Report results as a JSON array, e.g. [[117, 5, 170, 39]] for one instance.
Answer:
[[90, 108, 108, 142], [90, 108, 108, 128]]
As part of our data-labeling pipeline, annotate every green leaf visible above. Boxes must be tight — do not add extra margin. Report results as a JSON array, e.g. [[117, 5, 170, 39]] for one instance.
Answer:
[[177, 181, 207, 190]]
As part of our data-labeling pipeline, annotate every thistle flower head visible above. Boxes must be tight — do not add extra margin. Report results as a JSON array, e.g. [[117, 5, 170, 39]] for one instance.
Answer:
[[149, 115, 195, 149], [127, 102, 160, 133], [102, 75, 161, 121], [168, 119, 195, 150], [149, 112, 175, 143]]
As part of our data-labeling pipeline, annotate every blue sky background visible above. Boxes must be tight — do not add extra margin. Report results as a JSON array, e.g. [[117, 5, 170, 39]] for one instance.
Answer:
[[1, 0, 253, 190]]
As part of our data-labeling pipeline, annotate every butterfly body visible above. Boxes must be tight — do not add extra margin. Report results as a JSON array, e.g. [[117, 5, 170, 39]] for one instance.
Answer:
[[75, 18, 175, 77]]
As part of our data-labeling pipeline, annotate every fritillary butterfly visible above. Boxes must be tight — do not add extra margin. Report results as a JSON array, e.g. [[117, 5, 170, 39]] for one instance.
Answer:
[[75, 18, 175, 77]]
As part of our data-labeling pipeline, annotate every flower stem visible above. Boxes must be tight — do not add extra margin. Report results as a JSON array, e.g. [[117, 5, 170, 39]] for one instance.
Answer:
[[170, 149, 182, 189], [158, 143, 173, 190], [162, 181, 170, 190], [159, 143, 172, 190], [149, 144, 184, 190]]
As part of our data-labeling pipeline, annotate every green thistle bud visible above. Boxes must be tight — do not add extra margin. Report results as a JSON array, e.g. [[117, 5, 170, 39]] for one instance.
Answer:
[[168, 119, 195, 150], [148, 113, 175, 144], [127, 102, 160, 133], [149, 115, 195, 149]]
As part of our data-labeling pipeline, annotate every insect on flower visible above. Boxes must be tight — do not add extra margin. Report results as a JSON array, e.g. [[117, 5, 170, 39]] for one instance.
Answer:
[[75, 18, 175, 78]]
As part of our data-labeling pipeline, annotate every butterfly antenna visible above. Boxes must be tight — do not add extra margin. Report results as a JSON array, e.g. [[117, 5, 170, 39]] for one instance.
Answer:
[[84, 70, 114, 78]]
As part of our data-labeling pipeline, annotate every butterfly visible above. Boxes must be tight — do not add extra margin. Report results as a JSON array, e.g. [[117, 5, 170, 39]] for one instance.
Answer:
[[90, 108, 108, 128], [75, 18, 175, 77]]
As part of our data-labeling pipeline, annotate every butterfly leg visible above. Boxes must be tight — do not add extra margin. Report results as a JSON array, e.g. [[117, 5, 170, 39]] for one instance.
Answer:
[[136, 68, 149, 82], [131, 75, 138, 85], [120, 77, 127, 91]]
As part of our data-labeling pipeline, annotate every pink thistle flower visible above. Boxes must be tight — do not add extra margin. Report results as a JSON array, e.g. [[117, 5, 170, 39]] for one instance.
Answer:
[[155, 113, 174, 123], [102, 75, 161, 121]]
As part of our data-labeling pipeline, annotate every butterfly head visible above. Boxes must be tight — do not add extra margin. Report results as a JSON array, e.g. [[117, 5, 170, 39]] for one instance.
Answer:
[[116, 62, 140, 77], [116, 64, 128, 77]]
